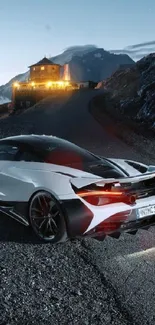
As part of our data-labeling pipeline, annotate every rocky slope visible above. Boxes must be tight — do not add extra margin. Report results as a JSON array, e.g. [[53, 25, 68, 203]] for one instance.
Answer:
[[0, 46, 134, 101], [96, 53, 155, 130]]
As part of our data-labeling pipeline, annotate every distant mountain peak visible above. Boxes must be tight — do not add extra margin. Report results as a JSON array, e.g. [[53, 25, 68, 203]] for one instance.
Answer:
[[63, 45, 97, 52], [51, 45, 98, 65]]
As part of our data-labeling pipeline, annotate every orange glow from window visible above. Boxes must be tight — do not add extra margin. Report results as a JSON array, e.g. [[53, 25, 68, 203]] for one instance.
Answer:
[[41, 66, 45, 70]]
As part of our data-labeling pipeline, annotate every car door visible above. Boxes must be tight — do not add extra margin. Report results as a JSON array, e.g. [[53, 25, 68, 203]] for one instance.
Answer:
[[0, 143, 19, 170], [0, 145, 43, 202], [0, 143, 20, 201]]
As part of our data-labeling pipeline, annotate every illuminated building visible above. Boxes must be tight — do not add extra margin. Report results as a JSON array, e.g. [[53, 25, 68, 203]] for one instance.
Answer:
[[29, 57, 61, 82], [12, 57, 77, 110]]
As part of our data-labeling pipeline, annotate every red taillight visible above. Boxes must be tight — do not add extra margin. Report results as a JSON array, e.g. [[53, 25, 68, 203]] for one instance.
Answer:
[[77, 190, 136, 206], [78, 190, 123, 197]]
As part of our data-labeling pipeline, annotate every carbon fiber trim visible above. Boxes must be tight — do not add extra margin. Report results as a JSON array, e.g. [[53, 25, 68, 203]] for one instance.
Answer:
[[61, 199, 93, 238], [0, 201, 29, 226]]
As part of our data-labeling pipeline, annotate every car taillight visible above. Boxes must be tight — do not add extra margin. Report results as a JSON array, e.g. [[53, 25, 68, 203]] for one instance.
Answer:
[[78, 190, 123, 197], [77, 190, 136, 206]]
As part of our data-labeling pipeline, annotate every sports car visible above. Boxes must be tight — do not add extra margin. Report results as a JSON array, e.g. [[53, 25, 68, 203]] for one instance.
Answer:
[[1, 134, 155, 243]]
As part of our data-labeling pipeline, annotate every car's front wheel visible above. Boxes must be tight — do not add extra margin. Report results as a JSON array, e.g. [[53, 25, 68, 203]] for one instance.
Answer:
[[29, 191, 67, 243]]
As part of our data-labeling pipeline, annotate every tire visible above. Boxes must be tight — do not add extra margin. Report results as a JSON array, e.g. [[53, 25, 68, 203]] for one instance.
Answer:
[[28, 191, 67, 243]]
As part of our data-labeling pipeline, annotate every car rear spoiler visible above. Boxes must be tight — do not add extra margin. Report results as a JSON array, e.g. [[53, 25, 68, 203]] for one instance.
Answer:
[[70, 172, 155, 189]]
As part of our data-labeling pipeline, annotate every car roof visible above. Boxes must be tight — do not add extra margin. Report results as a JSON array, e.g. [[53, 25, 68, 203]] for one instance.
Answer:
[[0, 134, 81, 151], [0, 134, 101, 162]]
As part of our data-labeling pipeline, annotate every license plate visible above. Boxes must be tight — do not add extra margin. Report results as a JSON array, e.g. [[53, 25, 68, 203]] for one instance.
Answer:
[[138, 205, 155, 219]]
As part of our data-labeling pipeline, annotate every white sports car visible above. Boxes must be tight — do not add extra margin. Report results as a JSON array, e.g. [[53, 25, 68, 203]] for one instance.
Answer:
[[0, 134, 155, 243]]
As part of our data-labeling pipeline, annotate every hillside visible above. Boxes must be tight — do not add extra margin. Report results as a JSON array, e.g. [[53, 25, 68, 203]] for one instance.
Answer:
[[0, 46, 134, 102], [97, 53, 155, 130]]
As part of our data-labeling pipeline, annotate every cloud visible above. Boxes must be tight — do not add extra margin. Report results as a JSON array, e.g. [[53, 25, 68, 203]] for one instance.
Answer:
[[132, 53, 149, 60], [63, 45, 97, 51], [111, 47, 155, 55], [126, 40, 155, 50], [110, 40, 155, 60]]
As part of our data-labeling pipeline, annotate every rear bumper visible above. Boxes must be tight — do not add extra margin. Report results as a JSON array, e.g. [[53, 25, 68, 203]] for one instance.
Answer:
[[84, 213, 155, 241], [120, 213, 155, 233], [62, 194, 155, 240]]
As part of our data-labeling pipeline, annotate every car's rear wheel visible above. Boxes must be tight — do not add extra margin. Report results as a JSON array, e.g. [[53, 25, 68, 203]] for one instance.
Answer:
[[29, 191, 67, 243]]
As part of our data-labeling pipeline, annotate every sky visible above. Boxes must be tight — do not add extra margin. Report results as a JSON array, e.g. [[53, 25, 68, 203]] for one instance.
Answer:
[[0, 0, 155, 84]]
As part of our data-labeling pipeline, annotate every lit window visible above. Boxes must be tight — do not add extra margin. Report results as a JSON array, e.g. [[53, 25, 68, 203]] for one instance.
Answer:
[[41, 66, 45, 70], [33, 67, 35, 71]]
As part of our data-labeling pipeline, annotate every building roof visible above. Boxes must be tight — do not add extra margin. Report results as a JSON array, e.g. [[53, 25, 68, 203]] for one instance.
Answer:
[[28, 57, 61, 68]]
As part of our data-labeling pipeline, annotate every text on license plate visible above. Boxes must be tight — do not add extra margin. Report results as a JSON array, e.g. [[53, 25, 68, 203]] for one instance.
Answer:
[[138, 205, 155, 219]]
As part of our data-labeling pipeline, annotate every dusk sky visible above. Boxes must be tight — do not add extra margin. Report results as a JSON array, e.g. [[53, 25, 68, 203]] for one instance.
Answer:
[[0, 0, 155, 84]]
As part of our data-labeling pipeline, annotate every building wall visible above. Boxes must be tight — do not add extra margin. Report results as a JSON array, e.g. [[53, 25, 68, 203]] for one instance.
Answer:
[[30, 64, 60, 81], [12, 87, 70, 110]]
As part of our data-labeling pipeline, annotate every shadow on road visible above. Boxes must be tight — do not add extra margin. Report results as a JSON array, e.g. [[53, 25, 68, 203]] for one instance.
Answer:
[[0, 213, 45, 244]]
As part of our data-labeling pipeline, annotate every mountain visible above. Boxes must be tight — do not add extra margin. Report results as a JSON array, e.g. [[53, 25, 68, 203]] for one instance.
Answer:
[[68, 48, 134, 82], [0, 96, 11, 105], [51, 45, 98, 65], [96, 53, 155, 129], [0, 45, 134, 101]]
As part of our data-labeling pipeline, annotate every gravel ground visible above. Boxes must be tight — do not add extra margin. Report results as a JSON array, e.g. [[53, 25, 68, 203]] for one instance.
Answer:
[[0, 92, 155, 325], [0, 217, 131, 325]]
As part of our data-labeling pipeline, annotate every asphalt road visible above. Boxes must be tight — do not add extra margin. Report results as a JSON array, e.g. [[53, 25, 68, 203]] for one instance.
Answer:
[[15, 90, 148, 161], [0, 90, 155, 325]]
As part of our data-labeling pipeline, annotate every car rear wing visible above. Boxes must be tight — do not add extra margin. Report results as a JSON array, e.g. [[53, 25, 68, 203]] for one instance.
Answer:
[[70, 172, 155, 189]]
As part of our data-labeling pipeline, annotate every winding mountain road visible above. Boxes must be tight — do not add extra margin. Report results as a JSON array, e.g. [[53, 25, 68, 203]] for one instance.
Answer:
[[19, 90, 145, 160]]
